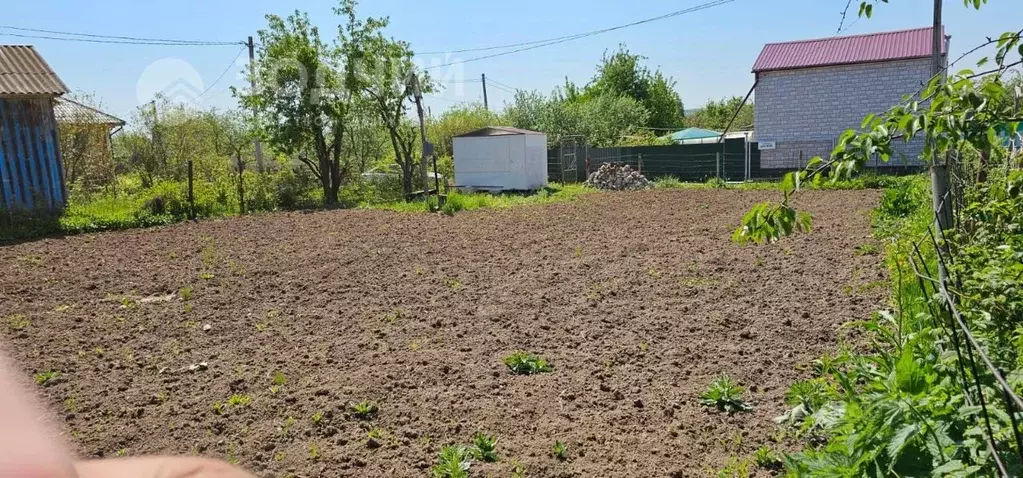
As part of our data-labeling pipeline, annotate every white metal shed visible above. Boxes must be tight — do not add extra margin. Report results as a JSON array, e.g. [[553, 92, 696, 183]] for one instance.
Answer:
[[453, 127, 548, 191]]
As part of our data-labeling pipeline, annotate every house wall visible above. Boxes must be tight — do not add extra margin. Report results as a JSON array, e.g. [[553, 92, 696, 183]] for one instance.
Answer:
[[754, 57, 932, 170], [0, 96, 66, 211]]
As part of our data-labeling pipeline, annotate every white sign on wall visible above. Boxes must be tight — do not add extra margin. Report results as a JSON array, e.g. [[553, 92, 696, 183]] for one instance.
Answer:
[[758, 141, 777, 150]]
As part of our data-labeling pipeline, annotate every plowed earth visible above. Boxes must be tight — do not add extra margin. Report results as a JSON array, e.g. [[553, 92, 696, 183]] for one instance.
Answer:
[[0, 189, 886, 477]]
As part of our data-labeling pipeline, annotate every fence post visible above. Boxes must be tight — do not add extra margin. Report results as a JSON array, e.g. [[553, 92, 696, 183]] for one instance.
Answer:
[[715, 152, 721, 180], [187, 160, 195, 220], [638, 153, 643, 175], [237, 156, 245, 214]]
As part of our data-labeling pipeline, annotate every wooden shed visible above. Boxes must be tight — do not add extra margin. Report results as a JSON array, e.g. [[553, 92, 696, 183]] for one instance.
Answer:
[[0, 45, 70, 211]]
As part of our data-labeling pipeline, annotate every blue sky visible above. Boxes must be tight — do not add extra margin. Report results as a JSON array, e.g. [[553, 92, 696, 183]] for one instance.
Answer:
[[4, 0, 1019, 121]]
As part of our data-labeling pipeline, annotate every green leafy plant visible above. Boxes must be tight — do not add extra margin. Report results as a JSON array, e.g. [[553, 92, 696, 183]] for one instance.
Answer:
[[503, 351, 553, 375], [699, 376, 753, 414], [753, 445, 782, 470], [35, 370, 59, 385], [552, 440, 568, 461], [311, 411, 325, 424], [431, 445, 472, 478], [349, 400, 379, 419], [226, 394, 252, 407], [179, 287, 193, 301], [471, 432, 498, 463]]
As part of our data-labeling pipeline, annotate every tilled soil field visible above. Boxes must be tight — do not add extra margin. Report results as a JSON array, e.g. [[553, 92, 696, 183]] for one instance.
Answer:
[[0, 189, 886, 477]]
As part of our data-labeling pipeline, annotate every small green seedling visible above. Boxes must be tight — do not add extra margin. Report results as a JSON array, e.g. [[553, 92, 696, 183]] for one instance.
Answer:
[[431, 445, 472, 478], [471, 432, 499, 463], [226, 394, 252, 407], [503, 351, 553, 375], [700, 376, 753, 414], [200, 272, 215, 281], [8, 315, 29, 330], [308, 442, 320, 460], [273, 371, 287, 386], [311, 411, 325, 424], [552, 441, 568, 461], [212, 402, 226, 415], [119, 297, 136, 310], [179, 287, 193, 301], [35, 370, 59, 386], [350, 400, 379, 419], [753, 445, 782, 470]]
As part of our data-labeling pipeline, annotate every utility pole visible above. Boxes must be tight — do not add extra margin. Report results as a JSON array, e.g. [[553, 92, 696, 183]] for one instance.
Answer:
[[929, 0, 952, 285], [482, 73, 489, 111], [248, 36, 265, 173], [411, 73, 433, 206]]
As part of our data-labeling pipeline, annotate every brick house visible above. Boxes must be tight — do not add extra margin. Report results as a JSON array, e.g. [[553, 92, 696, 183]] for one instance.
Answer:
[[752, 27, 947, 170]]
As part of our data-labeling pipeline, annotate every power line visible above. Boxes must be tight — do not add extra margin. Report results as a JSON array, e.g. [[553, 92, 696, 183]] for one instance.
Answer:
[[0, 31, 242, 46], [0, 24, 242, 45], [422, 0, 735, 69], [419, 0, 733, 56], [487, 78, 521, 92], [199, 46, 247, 98], [487, 82, 517, 95]]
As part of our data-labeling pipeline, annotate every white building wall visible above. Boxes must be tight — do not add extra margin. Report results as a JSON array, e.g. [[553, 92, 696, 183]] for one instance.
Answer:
[[453, 134, 547, 190], [755, 57, 932, 169]]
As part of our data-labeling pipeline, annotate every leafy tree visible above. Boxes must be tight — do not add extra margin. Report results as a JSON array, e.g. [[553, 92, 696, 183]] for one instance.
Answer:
[[56, 92, 118, 193], [585, 45, 684, 130], [685, 96, 754, 131], [241, 7, 354, 205], [345, 2, 430, 198], [567, 95, 649, 147], [427, 102, 503, 158]]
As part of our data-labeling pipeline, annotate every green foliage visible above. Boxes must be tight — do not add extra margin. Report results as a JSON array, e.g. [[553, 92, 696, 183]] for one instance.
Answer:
[[716, 456, 752, 478], [272, 371, 287, 387], [349, 400, 379, 419], [471, 432, 499, 463], [503, 351, 553, 375], [428, 103, 505, 158], [431, 446, 473, 478], [178, 287, 193, 301], [586, 45, 684, 130], [35, 370, 59, 385], [226, 394, 252, 407], [552, 440, 568, 461], [753, 445, 782, 470], [699, 376, 753, 414], [686, 96, 754, 131]]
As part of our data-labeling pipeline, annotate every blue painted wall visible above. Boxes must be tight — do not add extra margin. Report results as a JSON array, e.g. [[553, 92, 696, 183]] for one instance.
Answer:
[[0, 96, 66, 212]]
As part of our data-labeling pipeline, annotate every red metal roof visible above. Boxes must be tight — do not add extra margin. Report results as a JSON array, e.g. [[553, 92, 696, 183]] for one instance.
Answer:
[[0, 45, 69, 96], [752, 26, 946, 73]]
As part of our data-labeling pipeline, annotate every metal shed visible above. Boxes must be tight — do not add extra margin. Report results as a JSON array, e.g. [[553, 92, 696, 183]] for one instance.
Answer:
[[0, 45, 70, 211], [453, 126, 548, 191]]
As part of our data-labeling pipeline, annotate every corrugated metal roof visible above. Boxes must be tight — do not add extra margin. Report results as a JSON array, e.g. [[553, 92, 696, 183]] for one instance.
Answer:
[[455, 126, 544, 137], [752, 26, 946, 73], [53, 97, 125, 126], [0, 45, 69, 96]]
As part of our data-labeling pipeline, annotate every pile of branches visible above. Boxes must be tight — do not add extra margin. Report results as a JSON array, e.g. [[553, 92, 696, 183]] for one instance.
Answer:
[[584, 162, 651, 191]]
